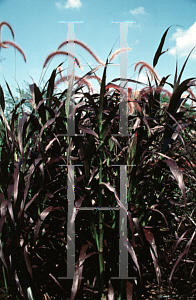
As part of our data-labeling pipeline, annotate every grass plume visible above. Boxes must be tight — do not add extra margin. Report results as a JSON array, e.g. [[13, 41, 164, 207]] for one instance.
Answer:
[[0, 40, 26, 62], [0, 21, 14, 42], [135, 61, 161, 82], [43, 50, 83, 70], [57, 39, 105, 65], [109, 47, 131, 62], [56, 66, 101, 93], [55, 74, 94, 93], [0, 21, 26, 62]]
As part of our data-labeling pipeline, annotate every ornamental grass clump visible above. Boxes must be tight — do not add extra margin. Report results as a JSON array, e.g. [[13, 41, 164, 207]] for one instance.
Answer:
[[0, 22, 196, 299]]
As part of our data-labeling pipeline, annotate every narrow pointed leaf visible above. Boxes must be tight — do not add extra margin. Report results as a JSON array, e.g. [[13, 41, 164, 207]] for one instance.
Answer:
[[133, 217, 144, 245], [164, 159, 187, 210], [98, 59, 108, 128], [33, 206, 60, 244], [0, 85, 5, 112], [0, 239, 7, 271], [159, 75, 171, 88], [169, 249, 187, 286], [153, 25, 174, 68], [126, 240, 141, 281], [143, 228, 161, 286], [108, 279, 114, 300], [167, 77, 195, 115], [177, 46, 196, 87], [49, 273, 64, 290], [78, 124, 99, 139], [111, 78, 147, 86], [24, 188, 42, 211], [0, 105, 13, 140], [24, 245, 33, 279], [173, 58, 178, 89], [18, 115, 28, 157], [46, 69, 56, 100], [38, 118, 56, 155], [169, 229, 190, 263], [71, 244, 89, 300], [4, 79, 15, 102], [100, 182, 135, 246]]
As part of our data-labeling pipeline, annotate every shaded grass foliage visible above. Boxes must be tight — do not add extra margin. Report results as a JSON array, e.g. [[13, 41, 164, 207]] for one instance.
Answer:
[[0, 23, 196, 299]]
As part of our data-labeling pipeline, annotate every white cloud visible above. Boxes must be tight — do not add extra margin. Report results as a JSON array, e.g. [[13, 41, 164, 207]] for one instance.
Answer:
[[169, 23, 196, 59], [55, 0, 82, 10], [135, 72, 149, 85], [130, 6, 147, 15]]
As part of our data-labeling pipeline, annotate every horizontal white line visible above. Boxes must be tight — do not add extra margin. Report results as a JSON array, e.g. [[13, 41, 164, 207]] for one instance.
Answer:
[[76, 207, 120, 210], [58, 21, 84, 23]]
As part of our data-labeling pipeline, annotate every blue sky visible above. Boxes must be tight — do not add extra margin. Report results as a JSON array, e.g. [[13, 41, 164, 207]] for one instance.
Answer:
[[1, 0, 196, 101]]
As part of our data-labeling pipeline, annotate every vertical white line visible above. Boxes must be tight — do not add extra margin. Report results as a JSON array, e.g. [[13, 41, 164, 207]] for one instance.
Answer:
[[67, 23, 75, 78], [111, 21, 136, 136], [57, 21, 84, 280], [111, 21, 136, 280], [119, 165, 128, 279], [67, 165, 75, 279], [120, 22, 128, 136], [57, 21, 84, 137], [67, 22, 75, 136]]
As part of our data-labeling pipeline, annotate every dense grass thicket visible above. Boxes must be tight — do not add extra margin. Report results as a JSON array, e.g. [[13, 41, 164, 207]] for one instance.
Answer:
[[0, 21, 196, 299]]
